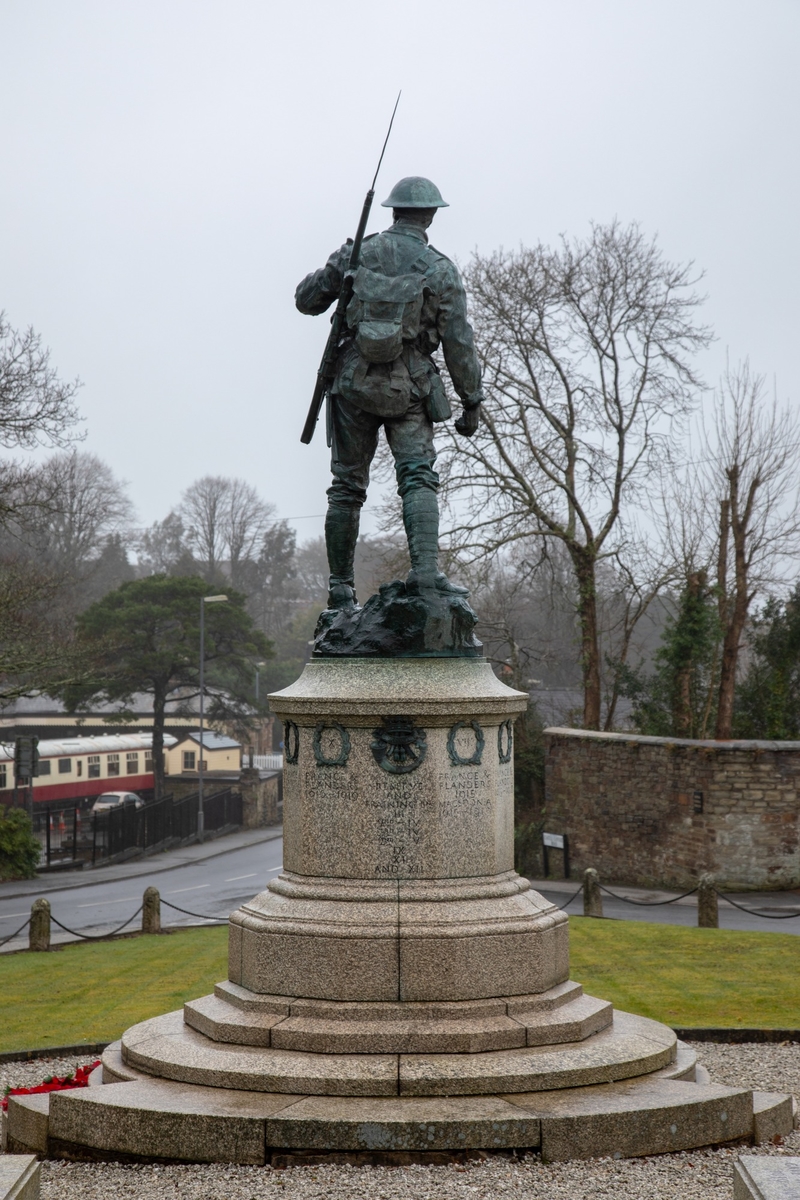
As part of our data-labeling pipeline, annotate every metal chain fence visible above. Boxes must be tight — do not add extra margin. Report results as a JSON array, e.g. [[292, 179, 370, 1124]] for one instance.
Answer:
[[3, 873, 799, 951]]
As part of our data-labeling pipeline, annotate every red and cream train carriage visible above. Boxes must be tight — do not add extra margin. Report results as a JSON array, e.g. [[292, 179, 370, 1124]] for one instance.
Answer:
[[0, 733, 178, 806]]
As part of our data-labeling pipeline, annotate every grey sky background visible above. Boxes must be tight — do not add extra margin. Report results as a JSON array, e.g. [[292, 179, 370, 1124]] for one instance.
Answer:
[[1, 0, 797, 545]]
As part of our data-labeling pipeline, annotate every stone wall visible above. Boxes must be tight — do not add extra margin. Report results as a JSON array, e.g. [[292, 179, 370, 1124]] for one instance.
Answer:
[[544, 727, 800, 890], [166, 771, 281, 829], [239, 768, 280, 829]]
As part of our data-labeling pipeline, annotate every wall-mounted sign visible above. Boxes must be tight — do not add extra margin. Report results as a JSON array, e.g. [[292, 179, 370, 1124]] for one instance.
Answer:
[[541, 830, 570, 879]]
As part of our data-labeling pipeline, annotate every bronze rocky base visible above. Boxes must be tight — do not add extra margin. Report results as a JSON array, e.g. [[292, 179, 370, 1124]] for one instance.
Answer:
[[313, 579, 482, 658]]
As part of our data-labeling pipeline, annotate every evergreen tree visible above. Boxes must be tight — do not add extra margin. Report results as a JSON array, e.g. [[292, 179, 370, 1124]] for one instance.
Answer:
[[618, 572, 722, 738], [58, 575, 272, 797], [734, 585, 800, 738]]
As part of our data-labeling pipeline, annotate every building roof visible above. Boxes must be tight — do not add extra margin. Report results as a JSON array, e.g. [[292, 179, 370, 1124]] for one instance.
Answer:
[[0, 733, 178, 761], [0, 689, 240, 718], [178, 730, 241, 752]]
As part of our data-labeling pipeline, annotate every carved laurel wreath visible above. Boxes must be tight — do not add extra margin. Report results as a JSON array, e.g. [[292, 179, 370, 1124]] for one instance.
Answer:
[[498, 719, 513, 764], [284, 720, 300, 765], [313, 721, 351, 767], [447, 720, 485, 766]]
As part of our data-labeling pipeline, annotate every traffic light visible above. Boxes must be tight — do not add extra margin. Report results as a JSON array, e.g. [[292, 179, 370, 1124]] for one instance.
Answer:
[[14, 735, 39, 780]]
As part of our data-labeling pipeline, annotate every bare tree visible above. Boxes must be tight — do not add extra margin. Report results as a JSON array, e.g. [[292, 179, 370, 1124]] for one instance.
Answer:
[[707, 364, 800, 737], [180, 476, 230, 580], [180, 476, 275, 586], [440, 221, 712, 728], [242, 520, 298, 639], [599, 539, 676, 729], [655, 362, 800, 738], [224, 479, 274, 588], [0, 312, 81, 449], [0, 558, 100, 703], [14, 451, 133, 570]]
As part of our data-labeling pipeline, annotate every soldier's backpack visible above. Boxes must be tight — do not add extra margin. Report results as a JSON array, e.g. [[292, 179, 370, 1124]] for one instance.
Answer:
[[333, 265, 430, 418], [345, 266, 426, 364]]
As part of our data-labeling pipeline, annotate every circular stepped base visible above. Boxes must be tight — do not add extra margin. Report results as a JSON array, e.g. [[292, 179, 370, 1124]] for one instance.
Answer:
[[10, 1038, 792, 1165], [120, 1006, 676, 1097]]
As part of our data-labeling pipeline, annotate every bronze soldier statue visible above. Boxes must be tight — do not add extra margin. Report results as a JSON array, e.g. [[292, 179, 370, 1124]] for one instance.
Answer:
[[296, 177, 484, 614]]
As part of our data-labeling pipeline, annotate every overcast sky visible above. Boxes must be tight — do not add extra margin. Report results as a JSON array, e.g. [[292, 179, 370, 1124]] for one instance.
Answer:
[[1, 0, 797, 544]]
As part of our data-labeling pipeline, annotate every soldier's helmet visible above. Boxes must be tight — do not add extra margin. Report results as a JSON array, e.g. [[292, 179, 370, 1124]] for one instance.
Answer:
[[381, 177, 449, 208]]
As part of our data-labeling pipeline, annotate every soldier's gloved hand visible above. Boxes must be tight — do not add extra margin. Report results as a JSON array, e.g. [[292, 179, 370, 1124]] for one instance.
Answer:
[[455, 404, 481, 437]]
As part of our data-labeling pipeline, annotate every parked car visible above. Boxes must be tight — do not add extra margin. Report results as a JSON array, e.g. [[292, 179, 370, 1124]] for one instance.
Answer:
[[91, 791, 144, 813]]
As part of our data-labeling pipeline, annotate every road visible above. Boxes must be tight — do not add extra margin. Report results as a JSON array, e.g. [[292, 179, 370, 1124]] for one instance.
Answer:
[[0, 831, 283, 951], [2, 831, 799, 950]]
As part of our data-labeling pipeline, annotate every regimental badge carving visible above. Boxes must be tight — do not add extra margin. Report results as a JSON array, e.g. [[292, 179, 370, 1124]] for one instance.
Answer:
[[447, 720, 485, 766], [284, 721, 300, 765], [313, 721, 351, 767], [370, 717, 427, 774], [498, 719, 513, 764]]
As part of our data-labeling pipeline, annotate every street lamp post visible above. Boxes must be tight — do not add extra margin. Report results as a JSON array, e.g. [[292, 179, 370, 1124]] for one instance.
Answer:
[[254, 660, 267, 703], [198, 594, 228, 839]]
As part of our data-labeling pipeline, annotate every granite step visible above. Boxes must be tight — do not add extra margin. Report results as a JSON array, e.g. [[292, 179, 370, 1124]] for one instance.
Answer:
[[185, 980, 610, 1054], [6, 1064, 790, 1165], [652, 1040, 698, 1081], [184, 994, 285, 1048], [752, 1091, 796, 1143], [508, 993, 613, 1047], [396, 1010, 676, 1097], [120, 1007, 677, 1098], [500, 1076, 755, 1162], [4, 1095, 50, 1156]]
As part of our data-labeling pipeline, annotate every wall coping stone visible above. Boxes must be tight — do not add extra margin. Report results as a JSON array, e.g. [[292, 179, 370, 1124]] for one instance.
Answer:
[[545, 727, 800, 753]]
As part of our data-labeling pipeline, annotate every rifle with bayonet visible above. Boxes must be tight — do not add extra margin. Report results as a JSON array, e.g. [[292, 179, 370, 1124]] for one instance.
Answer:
[[300, 93, 401, 445]]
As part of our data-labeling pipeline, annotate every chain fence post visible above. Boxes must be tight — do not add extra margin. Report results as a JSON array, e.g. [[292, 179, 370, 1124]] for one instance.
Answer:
[[583, 867, 603, 918], [697, 873, 719, 928], [142, 886, 161, 934], [29, 898, 51, 951]]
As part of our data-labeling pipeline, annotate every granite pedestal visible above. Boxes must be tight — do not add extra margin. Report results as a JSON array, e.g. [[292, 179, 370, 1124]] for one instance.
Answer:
[[8, 659, 794, 1164]]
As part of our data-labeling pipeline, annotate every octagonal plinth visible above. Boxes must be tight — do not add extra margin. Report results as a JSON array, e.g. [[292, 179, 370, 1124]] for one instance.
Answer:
[[227, 658, 565, 1005]]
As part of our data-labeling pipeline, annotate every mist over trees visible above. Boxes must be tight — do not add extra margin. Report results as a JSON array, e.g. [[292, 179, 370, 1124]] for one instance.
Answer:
[[2, 222, 799, 751]]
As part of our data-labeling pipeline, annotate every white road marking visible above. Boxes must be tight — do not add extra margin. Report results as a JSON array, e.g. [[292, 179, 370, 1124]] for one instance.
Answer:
[[0, 912, 28, 920], [168, 885, 210, 894], [77, 897, 138, 909], [224, 873, 258, 882], [267, 866, 283, 873]]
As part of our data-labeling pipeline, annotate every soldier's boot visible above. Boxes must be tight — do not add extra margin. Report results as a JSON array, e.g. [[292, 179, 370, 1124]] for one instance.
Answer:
[[325, 504, 361, 612], [403, 489, 469, 597]]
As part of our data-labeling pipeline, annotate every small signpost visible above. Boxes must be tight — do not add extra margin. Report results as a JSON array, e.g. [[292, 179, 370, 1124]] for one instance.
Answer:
[[542, 830, 570, 879]]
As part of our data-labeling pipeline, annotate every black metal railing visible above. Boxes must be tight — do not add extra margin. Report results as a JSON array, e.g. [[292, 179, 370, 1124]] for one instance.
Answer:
[[32, 804, 86, 868], [203, 788, 241, 832], [90, 789, 239, 864]]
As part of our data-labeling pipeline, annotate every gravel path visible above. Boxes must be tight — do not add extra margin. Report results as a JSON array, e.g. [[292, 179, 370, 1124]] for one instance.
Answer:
[[0, 1043, 797, 1199]]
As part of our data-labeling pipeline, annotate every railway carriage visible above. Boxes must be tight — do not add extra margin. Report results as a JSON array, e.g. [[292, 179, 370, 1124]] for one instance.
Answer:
[[0, 732, 178, 806]]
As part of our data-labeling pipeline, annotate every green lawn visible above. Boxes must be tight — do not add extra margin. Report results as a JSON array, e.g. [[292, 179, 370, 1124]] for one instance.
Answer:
[[570, 916, 800, 1028], [0, 927, 228, 1053], [1, 918, 798, 1054]]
